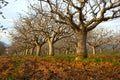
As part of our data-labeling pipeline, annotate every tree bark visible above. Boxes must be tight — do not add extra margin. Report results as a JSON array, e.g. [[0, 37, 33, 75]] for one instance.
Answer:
[[92, 46, 96, 55], [36, 45, 41, 56], [30, 47, 34, 55], [76, 30, 88, 58], [48, 40, 54, 56], [25, 49, 29, 55], [65, 49, 69, 55]]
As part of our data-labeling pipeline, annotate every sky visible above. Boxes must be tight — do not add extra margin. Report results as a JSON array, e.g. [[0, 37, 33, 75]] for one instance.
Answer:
[[0, 0, 120, 45], [0, 0, 29, 45]]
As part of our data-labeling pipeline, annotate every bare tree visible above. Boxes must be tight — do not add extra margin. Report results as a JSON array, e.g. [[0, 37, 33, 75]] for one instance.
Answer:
[[39, 17, 73, 56], [10, 29, 32, 55], [54, 35, 77, 55], [27, 3, 74, 56], [12, 15, 47, 56], [87, 28, 112, 54], [109, 30, 120, 53], [25, 18, 47, 56], [36, 0, 120, 58], [9, 37, 27, 55]]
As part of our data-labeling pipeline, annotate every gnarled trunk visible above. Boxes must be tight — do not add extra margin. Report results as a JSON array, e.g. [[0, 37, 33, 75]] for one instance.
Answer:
[[76, 30, 88, 58], [48, 40, 54, 56]]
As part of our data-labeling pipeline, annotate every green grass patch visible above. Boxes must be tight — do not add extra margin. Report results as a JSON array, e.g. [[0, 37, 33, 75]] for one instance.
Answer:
[[8, 53, 120, 65], [5, 75, 14, 80], [44, 54, 76, 62]]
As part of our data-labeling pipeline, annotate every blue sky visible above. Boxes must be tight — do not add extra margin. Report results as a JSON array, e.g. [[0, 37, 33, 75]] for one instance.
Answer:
[[0, 0, 120, 45]]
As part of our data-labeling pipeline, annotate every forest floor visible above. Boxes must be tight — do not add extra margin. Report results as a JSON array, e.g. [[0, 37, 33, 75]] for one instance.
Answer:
[[0, 53, 120, 80]]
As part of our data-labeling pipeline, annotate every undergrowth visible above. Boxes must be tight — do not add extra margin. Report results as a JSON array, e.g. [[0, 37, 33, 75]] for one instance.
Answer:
[[0, 53, 119, 80]]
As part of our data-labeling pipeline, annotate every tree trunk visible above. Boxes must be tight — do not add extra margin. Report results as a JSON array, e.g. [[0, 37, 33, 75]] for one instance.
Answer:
[[76, 30, 88, 58], [36, 45, 41, 56], [92, 46, 96, 54], [48, 40, 54, 56], [58, 48, 62, 54], [112, 45, 116, 53], [65, 49, 69, 55], [30, 47, 34, 55], [99, 48, 102, 53], [25, 49, 29, 55]]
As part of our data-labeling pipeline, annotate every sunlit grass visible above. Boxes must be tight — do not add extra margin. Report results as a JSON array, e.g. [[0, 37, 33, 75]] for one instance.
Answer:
[[8, 52, 120, 65], [37, 53, 120, 65]]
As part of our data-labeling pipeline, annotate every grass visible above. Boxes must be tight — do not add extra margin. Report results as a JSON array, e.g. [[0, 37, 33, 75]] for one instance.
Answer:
[[8, 52, 120, 59], [7, 53, 120, 66], [8, 53, 120, 65], [36, 53, 120, 65], [0, 53, 120, 80], [45, 54, 76, 62]]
